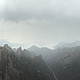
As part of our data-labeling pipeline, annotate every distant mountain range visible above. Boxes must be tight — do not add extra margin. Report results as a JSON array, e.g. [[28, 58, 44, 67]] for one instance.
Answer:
[[1, 39, 80, 50], [28, 45, 53, 60], [54, 41, 80, 49], [2, 41, 80, 62], [28, 41, 80, 60], [28, 42, 80, 80], [0, 44, 56, 80], [0, 39, 27, 49], [1, 42, 80, 80]]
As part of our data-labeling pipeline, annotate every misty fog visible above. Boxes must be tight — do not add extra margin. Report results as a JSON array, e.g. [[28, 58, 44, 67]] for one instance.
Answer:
[[0, 0, 80, 80]]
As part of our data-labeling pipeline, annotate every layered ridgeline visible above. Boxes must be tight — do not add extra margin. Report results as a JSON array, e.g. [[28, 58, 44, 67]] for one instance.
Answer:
[[28, 41, 80, 61], [0, 44, 56, 80], [28, 45, 53, 61], [54, 41, 80, 49], [1, 43, 80, 80], [47, 47, 80, 80]]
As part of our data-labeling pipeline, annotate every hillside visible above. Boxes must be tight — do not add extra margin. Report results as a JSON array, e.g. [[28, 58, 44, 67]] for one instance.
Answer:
[[47, 47, 80, 80], [0, 45, 56, 80]]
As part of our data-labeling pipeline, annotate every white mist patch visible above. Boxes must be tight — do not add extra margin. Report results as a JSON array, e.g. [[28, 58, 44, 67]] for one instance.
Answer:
[[0, 0, 6, 11], [0, 0, 5, 7]]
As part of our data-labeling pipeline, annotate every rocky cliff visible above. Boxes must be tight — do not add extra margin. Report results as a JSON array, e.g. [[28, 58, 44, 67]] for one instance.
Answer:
[[0, 46, 55, 80]]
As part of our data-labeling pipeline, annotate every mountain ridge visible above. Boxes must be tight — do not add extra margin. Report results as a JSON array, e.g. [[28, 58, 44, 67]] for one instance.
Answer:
[[0, 45, 56, 80]]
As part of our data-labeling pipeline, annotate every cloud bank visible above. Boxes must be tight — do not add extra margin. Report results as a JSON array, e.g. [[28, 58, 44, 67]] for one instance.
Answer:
[[0, 0, 80, 48]]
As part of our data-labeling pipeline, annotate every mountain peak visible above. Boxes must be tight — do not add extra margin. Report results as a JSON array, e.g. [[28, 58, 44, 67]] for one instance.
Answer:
[[4, 44, 13, 52], [4, 44, 9, 47], [31, 45, 39, 48], [28, 45, 40, 51], [16, 47, 22, 56], [17, 46, 22, 51]]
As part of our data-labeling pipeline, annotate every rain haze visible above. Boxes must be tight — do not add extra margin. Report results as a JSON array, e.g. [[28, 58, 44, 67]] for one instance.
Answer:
[[0, 0, 80, 48], [1, 1, 80, 80]]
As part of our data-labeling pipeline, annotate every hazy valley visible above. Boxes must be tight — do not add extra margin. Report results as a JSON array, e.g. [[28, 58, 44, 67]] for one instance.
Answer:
[[0, 41, 80, 80]]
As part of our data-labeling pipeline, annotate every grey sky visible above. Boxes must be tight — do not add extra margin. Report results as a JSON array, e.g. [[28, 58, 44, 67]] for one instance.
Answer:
[[0, 0, 80, 48]]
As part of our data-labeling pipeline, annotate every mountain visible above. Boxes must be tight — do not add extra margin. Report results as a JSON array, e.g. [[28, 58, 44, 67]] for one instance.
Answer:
[[0, 45, 56, 80], [28, 45, 53, 60], [28, 45, 40, 51], [47, 46, 80, 80], [15, 47, 36, 59], [13, 48, 17, 52], [4, 44, 13, 52], [54, 41, 80, 49], [16, 47, 22, 56]]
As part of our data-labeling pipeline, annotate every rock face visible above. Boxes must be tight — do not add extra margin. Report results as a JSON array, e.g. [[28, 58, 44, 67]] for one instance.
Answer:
[[47, 47, 80, 80], [0, 46, 56, 80], [4, 44, 13, 53], [15, 47, 22, 57]]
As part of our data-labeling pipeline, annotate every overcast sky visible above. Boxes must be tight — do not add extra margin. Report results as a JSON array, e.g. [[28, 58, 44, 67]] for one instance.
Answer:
[[0, 0, 80, 48]]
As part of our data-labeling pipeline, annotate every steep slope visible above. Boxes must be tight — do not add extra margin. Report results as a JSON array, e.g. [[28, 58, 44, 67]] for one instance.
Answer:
[[15, 47, 36, 59], [1, 47, 23, 80], [0, 46, 56, 80], [47, 47, 80, 80], [28, 45, 53, 60]]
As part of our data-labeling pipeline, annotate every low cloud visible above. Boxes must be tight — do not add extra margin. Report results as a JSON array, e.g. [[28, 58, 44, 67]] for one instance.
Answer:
[[0, 0, 80, 21], [0, 0, 80, 48]]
